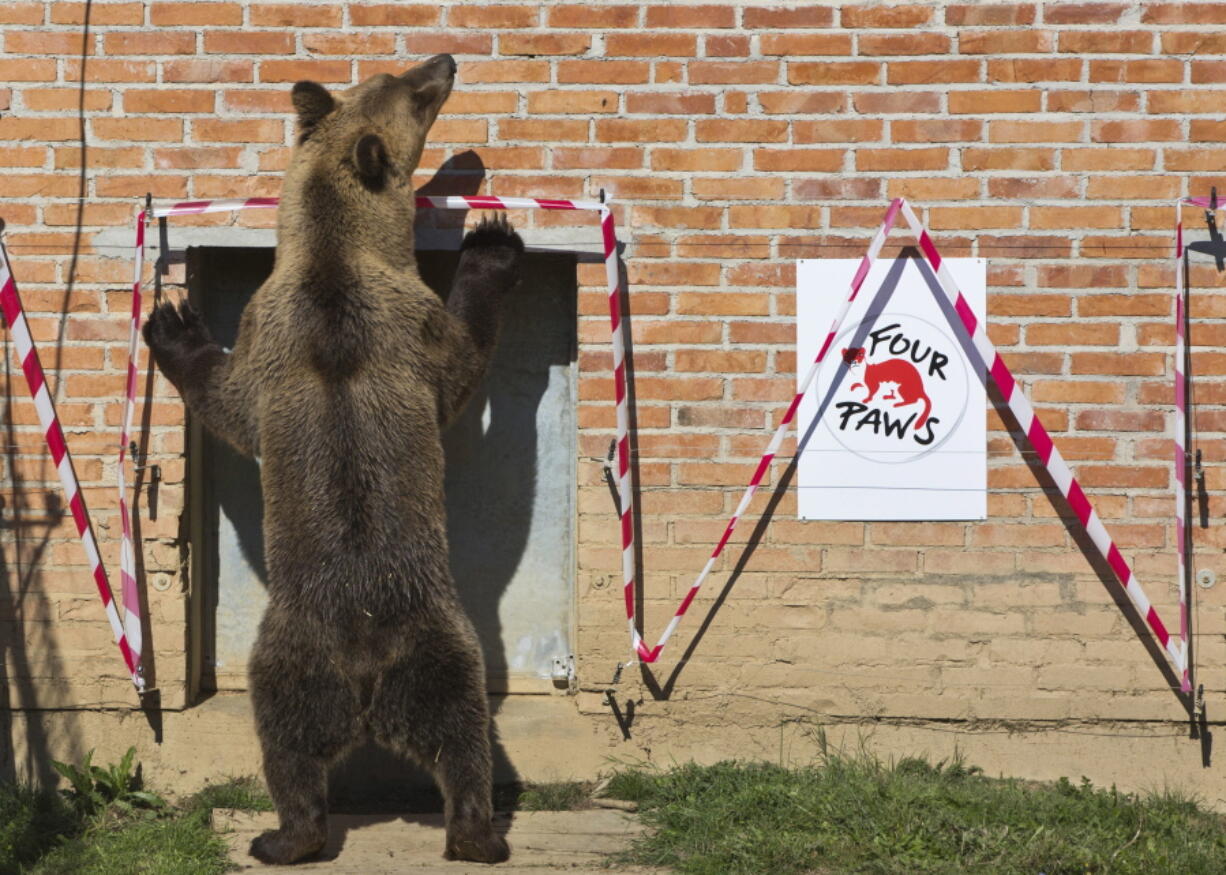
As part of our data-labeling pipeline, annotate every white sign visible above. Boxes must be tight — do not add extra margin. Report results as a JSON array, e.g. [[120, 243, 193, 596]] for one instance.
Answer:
[[796, 257, 987, 521]]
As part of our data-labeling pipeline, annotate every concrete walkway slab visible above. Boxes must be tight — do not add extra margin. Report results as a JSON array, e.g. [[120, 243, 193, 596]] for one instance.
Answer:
[[214, 808, 660, 873]]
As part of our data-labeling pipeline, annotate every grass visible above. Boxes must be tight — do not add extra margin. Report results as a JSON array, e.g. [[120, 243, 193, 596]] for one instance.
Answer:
[[0, 772, 274, 875], [514, 780, 593, 811], [604, 745, 1226, 874]]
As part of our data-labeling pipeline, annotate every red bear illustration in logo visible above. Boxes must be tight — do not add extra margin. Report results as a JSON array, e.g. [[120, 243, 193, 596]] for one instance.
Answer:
[[842, 347, 932, 430]]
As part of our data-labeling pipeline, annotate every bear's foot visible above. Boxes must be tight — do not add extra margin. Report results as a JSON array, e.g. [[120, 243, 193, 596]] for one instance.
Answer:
[[249, 825, 327, 865], [444, 821, 510, 864]]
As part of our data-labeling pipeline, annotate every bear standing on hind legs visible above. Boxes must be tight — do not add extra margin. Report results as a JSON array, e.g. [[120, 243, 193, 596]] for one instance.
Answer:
[[143, 54, 517, 865]]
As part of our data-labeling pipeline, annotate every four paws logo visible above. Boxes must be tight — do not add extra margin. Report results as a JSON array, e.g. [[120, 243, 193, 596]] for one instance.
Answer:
[[823, 314, 971, 463]]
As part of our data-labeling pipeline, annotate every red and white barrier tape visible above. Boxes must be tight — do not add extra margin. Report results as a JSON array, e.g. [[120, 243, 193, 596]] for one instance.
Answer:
[[893, 199, 1186, 679], [1173, 197, 1214, 694], [0, 237, 143, 690]]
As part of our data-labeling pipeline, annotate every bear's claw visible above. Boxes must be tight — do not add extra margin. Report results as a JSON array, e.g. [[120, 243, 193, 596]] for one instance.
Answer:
[[461, 212, 523, 254]]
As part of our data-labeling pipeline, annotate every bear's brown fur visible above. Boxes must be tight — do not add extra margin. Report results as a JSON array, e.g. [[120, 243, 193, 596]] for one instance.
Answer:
[[144, 54, 518, 865]]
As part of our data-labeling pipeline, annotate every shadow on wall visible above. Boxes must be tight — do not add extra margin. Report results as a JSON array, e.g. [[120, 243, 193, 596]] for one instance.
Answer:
[[0, 1, 96, 787]]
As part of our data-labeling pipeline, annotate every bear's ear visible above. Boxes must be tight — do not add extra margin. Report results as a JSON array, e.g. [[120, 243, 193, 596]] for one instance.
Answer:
[[291, 80, 335, 137], [353, 133, 389, 187]]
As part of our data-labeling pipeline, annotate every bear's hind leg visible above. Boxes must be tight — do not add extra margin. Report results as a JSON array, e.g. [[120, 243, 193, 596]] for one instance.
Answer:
[[369, 621, 509, 864], [248, 614, 360, 865]]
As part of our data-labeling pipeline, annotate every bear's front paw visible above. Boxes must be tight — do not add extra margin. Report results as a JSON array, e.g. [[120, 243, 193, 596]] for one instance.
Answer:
[[461, 212, 524, 256], [143, 299, 212, 357]]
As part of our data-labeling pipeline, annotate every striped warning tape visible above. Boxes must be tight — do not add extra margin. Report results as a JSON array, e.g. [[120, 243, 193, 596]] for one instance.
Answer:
[[0, 235, 143, 690]]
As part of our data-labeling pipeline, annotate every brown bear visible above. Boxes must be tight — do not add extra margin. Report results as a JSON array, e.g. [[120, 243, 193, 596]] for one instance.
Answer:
[[143, 54, 518, 865]]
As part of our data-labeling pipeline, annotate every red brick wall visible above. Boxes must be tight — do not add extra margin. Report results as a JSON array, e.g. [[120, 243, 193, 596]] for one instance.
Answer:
[[2, 2, 1224, 759]]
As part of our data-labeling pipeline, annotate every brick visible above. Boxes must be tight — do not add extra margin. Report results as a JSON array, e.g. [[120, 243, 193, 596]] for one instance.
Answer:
[[892, 119, 982, 143], [104, 31, 196, 54], [744, 5, 834, 27], [0, 2, 43, 24], [959, 30, 1054, 53], [946, 3, 1036, 25], [695, 119, 787, 143], [0, 174, 81, 200], [728, 205, 822, 229], [853, 92, 943, 114], [1090, 59, 1183, 83], [557, 60, 649, 84], [260, 60, 351, 84], [949, 90, 1042, 113], [302, 33, 396, 55], [650, 149, 741, 172], [1144, 2, 1226, 24], [1046, 90, 1138, 113], [162, 58, 254, 83], [1025, 322, 1119, 345], [1030, 206, 1123, 230], [1092, 120, 1181, 142], [53, 145, 141, 169], [1162, 32, 1226, 54], [706, 35, 750, 57], [692, 179, 785, 203], [202, 31, 294, 54], [547, 4, 637, 27], [842, 4, 933, 26], [760, 33, 852, 56], [626, 92, 715, 114], [1061, 148, 1156, 171], [795, 120, 884, 143], [22, 88, 112, 112], [676, 292, 769, 316], [961, 147, 1055, 171], [861, 33, 951, 56], [551, 147, 640, 170], [598, 119, 685, 142], [929, 206, 1024, 230], [752, 149, 843, 172], [788, 61, 879, 86], [1149, 91, 1226, 113], [54, 2, 144, 24], [989, 121, 1082, 143], [856, 147, 949, 172], [646, 4, 735, 27], [5, 30, 98, 55], [887, 59, 980, 84], [987, 58, 1082, 83], [92, 117, 183, 142], [501, 32, 591, 56], [690, 62, 779, 85], [150, 2, 241, 25], [450, 4, 537, 27], [758, 92, 846, 114], [124, 89, 215, 113], [1059, 31, 1153, 53], [250, 3, 341, 26], [1070, 353, 1166, 376], [192, 118, 283, 143], [0, 118, 81, 141], [605, 33, 696, 57], [1045, 3, 1129, 24], [0, 59, 56, 81], [64, 59, 154, 81]]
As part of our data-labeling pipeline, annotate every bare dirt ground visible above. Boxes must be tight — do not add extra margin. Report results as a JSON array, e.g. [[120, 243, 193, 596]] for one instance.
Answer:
[[215, 808, 660, 873]]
